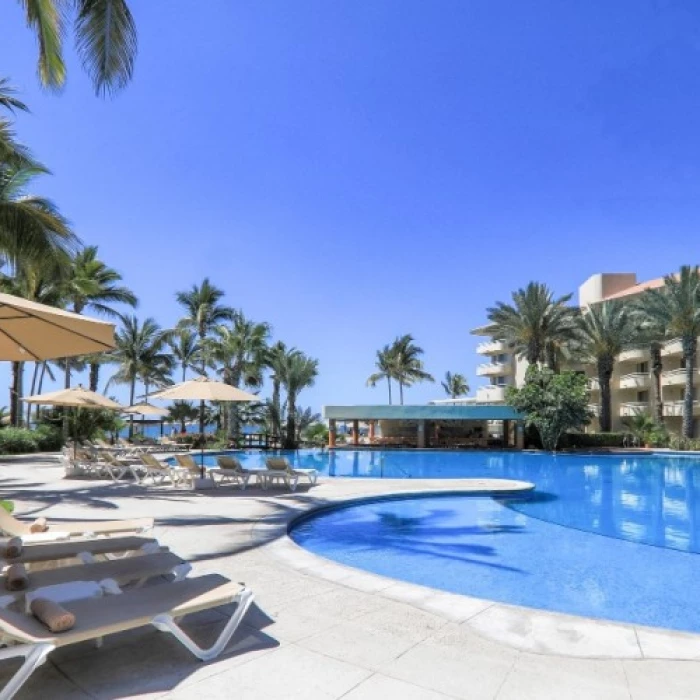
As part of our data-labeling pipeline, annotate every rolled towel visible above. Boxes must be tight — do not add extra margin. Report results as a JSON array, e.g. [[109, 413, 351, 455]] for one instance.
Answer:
[[5, 563, 28, 591], [30, 597, 76, 633], [30, 517, 48, 533], [2, 537, 22, 559]]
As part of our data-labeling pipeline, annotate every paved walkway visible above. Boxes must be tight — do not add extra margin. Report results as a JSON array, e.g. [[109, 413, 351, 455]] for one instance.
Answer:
[[1, 456, 700, 699]]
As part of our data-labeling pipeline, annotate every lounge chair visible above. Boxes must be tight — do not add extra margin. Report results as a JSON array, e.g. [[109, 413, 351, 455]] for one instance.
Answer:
[[0, 535, 161, 568], [0, 507, 153, 542], [264, 457, 318, 491], [210, 456, 254, 489], [0, 573, 254, 699], [0, 551, 190, 599], [137, 454, 185, 487], [174, 454, 203, 485]]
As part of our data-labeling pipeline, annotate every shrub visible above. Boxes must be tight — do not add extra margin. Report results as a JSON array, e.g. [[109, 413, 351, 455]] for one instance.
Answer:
[[33, 425, 63, 452], [0, 428, 40, 454], [560, 432, 627, 449]]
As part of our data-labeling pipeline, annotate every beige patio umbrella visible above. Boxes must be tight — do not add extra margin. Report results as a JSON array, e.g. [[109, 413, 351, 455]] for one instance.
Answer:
[[123, 402, 169, 440], [150, 377, 260, 477], [24, 386, 123, 455], [0, 293, 115, 361]]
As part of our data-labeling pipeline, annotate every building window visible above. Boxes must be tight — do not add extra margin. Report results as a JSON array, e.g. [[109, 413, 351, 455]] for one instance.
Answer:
[[637, 391, 649, 403], [636, 362, 649, 374], [681, 358, 687, 370]]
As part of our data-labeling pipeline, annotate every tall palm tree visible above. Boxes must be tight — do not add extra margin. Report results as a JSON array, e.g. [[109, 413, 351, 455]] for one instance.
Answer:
[[107, 316, 170, 437], [176, 278, 234, 370], [367, 344, 397, 404], [207, 313, 270, 437], [168, 329, 200, 382], [641, 266, 700, 438], [391, 334, 434, 405], [441, 371, 469, 398], [630, 300, 669, 425], [576, 300, 635, 432], [0, 164, 77, 271], [166, 401, 198, 434], [487, 282, 578, 369], [266, 341, 300, 441], [0, 78, 37, 169], [280, 353, 318, 449], [295, 406, 322, 443], [61, 245, 138, 389], [16, 0, 137, 96]]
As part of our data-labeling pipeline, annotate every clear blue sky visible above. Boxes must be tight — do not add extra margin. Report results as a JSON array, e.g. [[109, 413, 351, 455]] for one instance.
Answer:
[[1, 0, 700, 412]]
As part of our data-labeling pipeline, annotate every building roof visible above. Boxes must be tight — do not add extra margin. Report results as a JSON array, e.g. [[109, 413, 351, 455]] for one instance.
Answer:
[[603, 276, 665, 300], [323, 404, 522, 421]]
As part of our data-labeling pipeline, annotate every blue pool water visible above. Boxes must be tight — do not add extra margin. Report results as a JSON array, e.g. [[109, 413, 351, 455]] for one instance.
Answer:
[[291, 494, 700, 633]]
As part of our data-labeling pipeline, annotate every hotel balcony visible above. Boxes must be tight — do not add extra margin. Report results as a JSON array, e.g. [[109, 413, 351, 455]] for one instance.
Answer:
[[620, 402, 649, 417], [476, 362, 511, 377], [662, 401, 700, 418], [661, 368, 700, 387], [476, 340, 507, 355], [587, 377, 600, 392], [619, 373, 650, 390], [588, 404, 600, 416], [661, 339, 683, 357], [618, 348, 648, 363], [475, 385, 507, 402]]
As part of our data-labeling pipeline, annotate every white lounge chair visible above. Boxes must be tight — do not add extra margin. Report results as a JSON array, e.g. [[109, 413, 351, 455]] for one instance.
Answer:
[[137, 454, 185, 486], [0, 507, 153, 542], [263, 457, 318, 491], [0, 573, 254, 699], [209, 456, 255, 489]]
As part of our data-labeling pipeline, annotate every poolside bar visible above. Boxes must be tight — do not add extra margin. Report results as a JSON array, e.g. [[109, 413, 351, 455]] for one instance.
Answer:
[[323, 404, 525, 449]]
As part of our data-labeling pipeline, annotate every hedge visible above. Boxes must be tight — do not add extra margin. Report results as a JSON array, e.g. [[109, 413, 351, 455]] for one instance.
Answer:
[[0, 427, 63, 455], [560, 432, 627, 449]]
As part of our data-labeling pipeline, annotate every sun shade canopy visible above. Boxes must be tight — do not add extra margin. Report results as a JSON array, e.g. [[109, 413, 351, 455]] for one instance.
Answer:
[[0, 293, 115, 361], [150, 376, 260, 403], [23, 386, 123, 409], [122, 403, 169, 416]]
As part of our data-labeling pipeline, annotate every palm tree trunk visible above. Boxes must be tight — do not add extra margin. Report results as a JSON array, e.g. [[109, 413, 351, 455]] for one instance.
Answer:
[[399, 381, 404, 406], [26, 362, 39, 425], [683, 336, 697, 438], [650, 342, 663, 424], [128, 376, 136, 438], [272, 379, 281, 440], [89, 362, 100, 392], [598, 356, 613, 432], [387, 377, 392, 405], [36, 362, 47, 423], [64, 359, 71, 389], [285, 392, 296, 449], [9, 361, 20, 427]]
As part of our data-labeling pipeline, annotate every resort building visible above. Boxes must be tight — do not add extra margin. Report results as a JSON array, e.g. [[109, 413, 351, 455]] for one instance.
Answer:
[[471, 271, 698, 436]]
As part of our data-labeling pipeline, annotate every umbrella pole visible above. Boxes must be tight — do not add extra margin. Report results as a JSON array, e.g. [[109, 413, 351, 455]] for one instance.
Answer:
[[200, 399, 205, 479]]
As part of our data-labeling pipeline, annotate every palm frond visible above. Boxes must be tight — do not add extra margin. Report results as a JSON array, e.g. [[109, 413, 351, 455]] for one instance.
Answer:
[[22, 0, 67, 89]]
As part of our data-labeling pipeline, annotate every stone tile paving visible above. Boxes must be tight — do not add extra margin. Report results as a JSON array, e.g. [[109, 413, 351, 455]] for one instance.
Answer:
[[0, 455, 699, 698]]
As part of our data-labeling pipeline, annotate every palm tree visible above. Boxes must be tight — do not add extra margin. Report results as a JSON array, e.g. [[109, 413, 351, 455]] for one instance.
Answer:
[[176, 278, 234, 370], [0, 78, 37, 169], [486, 282, 578, 369], [168, 329, 200, 382], [391, 334, 434, 405], [207, 313, 270, 437], [166, 401, 198, 434], [641, 266, 700, 438], [266, 341, 300, 441], [441, 371, 469, 398], [280, 353, 319, 449], [0, 164, 77, 271], [576, 300, 635, 432], [367, 344, 397, 404], [295, 406, 322, 443], [16, 1, 137, 96], [61, 245, 138, 389], [107, 316, 170, 437]]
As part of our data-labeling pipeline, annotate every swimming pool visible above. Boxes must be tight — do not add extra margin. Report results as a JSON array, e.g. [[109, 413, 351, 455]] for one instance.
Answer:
[[290, 493, 700, 633], [200, 449, 700, 554]]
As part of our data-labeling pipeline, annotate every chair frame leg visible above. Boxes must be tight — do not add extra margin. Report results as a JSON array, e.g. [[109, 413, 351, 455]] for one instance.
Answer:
[[0, 643, 54, 700], [151, 589, 254, 662]]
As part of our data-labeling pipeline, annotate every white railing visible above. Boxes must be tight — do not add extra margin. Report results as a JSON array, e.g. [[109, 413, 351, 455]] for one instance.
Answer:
[[660, 368, 700, 387], [620, 402, 649, 417], [475, 385, 507, 402], [663, 400, 700, 417], [476, 340, 507, 355], [619, 373, 650, 390], [618, 348, 648, 363], [476, 362, 510, 377]]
